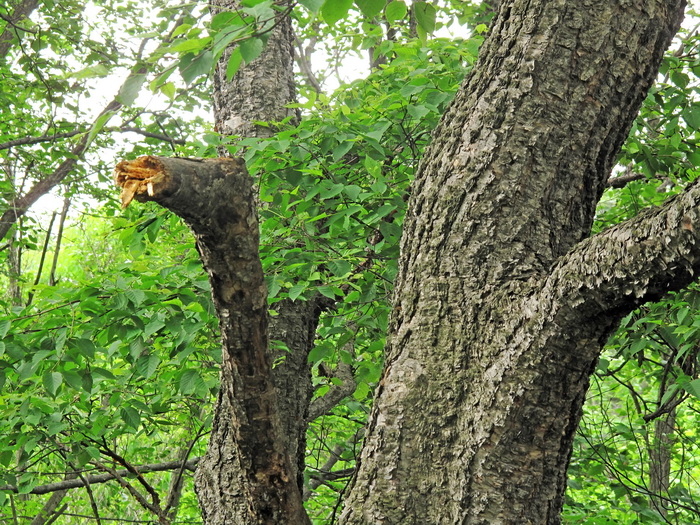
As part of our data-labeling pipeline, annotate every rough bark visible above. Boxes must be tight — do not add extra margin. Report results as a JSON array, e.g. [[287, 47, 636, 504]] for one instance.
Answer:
[[340, 1, 687, 523], [114, 155, 310, 524], [211, 0, 297, 139], [192, 3, 320, 524]]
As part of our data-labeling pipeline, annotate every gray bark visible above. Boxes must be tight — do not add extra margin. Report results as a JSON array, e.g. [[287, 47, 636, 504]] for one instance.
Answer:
[[211, 0, 297, 139], [341, 1, 687, 523]]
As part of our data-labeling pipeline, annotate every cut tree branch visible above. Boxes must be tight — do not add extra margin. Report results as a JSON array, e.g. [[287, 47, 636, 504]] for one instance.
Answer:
[[114, 155, 310, 524]]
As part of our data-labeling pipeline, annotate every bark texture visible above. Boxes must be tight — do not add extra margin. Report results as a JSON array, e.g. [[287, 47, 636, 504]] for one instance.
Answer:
[[341, 1, 687, 523], [211, 0, 297, 139], [114, 156, 309, 524]]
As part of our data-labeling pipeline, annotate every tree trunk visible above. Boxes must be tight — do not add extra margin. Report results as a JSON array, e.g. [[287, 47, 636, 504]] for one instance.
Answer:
[[158, 4, 317, 522], [648, 409, 675, 517], [340, 1, 687, 523], [114, 156, 310, 524]]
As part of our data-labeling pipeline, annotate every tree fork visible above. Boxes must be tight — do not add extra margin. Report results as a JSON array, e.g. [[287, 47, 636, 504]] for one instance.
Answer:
[[114, 155, 310, 524]]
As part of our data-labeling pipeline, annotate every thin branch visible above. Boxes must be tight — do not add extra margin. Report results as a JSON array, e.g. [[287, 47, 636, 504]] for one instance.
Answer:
[[307, 361, 357, 422], [293, 32, 322, 93], [0, 126, 186, 151], [88, 458, 166, 521], [0, 458, 200, 495], [26, 210, 57, 306], [48, 195, 70, 286]]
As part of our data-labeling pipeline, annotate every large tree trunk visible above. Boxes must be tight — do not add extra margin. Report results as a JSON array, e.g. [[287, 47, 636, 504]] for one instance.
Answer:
[[340, 1, 687, 523]]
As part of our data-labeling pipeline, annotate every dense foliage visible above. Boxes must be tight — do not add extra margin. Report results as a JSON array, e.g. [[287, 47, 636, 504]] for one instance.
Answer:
[[1, 0, 700, 523]]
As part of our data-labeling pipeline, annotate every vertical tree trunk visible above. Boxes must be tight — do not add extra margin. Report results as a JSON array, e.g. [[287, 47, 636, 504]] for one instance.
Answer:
[[648, 410, 675, 517], [340, 1, 686, 523]]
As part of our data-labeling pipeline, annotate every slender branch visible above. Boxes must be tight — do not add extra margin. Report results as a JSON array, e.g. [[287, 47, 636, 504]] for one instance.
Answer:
[[0, 458, 200, 495], [89, 458, 165, 521], [0, 126, 186, 151], [48, 195, 70, 286], [307, 362, 357, 422], [26, 210, 56, 306], [96, 445, 163, 512], [293, 33, 322, 93]]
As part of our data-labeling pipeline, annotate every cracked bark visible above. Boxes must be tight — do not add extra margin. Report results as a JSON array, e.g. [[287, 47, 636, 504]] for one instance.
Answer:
[[340, 1, 688, 523]]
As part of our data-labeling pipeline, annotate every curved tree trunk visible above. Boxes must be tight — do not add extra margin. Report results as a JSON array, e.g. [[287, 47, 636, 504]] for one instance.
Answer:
[[190, 2, 316, 523], [340, 1, 687, 523]]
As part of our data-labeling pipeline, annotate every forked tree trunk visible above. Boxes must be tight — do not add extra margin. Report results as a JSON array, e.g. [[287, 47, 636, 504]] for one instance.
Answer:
[[340, 1, 688, 523], [115, 0, 700, 523]]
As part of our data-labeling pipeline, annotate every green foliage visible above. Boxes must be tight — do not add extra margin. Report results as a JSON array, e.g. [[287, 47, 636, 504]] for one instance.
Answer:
[[0, 206, 218, 517]]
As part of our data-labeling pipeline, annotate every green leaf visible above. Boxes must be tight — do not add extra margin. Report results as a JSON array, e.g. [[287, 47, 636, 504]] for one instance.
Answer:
[[299, 0, 324, 12], [180, 369, 202, 395], [683, 378, 700, 400], [160, 81, 176, 100], [308, 342, 332, 363], [682, 106, 700, 130], [0, 319, 10, 339], [413, 2, 436, 33], [144, 320, 166, 337], [355, 0, 384, 18], [239, 37, 264, 64], [125, 288, 146, 306], [120, 406, 141, 429], [116, 73, 147, 106], [385, 0, 407, 23], [329, 259, 352, 277], [136, 354, 160, 379], [211, 11, 243, 30], [69, 64, 109, 80], [62, 370, 82, 390], [317, 285, 337, 299], [322, 0, 354, 25], [42, 371, 63, 397], [226, 48, 244, 81], [85, 110, 116, 149], [288, 282, 307, 301], [179, 50, 214, 85]]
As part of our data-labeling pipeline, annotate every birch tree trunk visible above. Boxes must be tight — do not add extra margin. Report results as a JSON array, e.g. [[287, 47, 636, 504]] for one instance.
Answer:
[[340, 1, 688, 523]]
